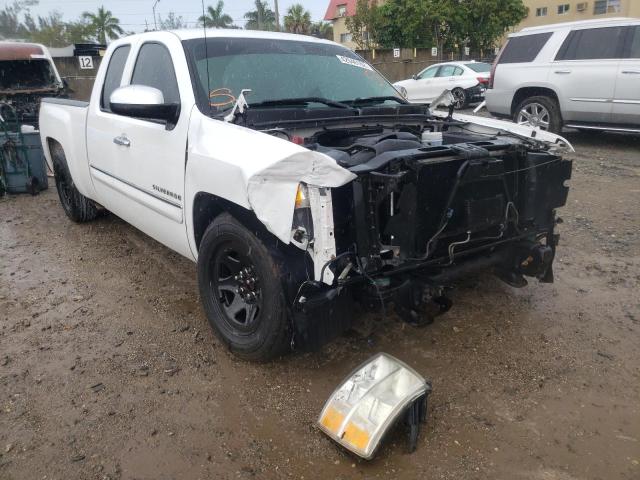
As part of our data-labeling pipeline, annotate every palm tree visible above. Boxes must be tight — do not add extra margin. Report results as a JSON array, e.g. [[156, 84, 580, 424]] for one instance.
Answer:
[[81, 6, 123, 44], [311, 21, 333, 40], [199, 1, 234, 29], [283, 4, 311, 35], [244, 0, 276, 31]]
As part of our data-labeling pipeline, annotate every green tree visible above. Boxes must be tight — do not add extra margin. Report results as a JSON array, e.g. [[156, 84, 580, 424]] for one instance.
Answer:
[[244, 0, 276, 31], [373, 0, 431, 48], [23, 11, 90, 47], [159, 12, 186, 30], [372, 0, 525, 54], [82, 6, 124, 44], [311, 21, 333, 40], [199, 1, 234, 28], [345, 0, 379, 49], [283, 4, 311, 34], [0, 0, 38, 39], [458, 0, 527, 52]]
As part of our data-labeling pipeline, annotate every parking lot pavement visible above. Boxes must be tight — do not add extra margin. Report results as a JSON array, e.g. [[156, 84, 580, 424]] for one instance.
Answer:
[[1, 130, 639, 479]]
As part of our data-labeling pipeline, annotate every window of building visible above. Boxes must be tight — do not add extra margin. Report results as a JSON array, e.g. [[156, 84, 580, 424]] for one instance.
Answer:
[[339, 32, 352, 43], [594, 0, 621, 14], [536, 7, 548, 16], [558, 4, 570, 14], [337, 4, 347, 17]]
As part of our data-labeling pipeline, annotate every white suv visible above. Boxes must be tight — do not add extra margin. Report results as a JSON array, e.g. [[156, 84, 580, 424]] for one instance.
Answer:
[[485, 18, 640, 133]]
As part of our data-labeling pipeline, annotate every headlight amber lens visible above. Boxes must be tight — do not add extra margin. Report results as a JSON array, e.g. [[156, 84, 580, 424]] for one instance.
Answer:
[[318, 353, 429, 459]]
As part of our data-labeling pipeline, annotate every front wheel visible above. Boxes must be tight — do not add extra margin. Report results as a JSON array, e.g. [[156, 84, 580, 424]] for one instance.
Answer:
[[514, 96, 562, 133], [197, 214, 290, 362]]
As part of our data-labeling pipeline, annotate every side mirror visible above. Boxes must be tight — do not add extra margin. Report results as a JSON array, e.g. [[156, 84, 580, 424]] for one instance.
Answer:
[[110, 85, 180, 128], [412, 74, 418, 80]]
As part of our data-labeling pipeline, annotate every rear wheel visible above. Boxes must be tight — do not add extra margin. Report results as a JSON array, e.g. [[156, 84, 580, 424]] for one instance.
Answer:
[[52, 149, 98, 223], [197, 214, 290, 362], [514, 96, 562, 133]]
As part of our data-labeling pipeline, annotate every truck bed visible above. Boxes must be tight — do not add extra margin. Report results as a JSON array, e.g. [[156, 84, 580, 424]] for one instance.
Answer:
[[39, 98, 94, 201]]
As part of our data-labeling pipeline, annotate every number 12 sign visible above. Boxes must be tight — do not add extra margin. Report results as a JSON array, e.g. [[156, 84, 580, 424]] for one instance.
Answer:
[[79, 56, 94, 70]]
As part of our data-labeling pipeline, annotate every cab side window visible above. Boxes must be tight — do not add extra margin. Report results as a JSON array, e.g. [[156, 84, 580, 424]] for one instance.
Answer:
[[418, 66, 438, 79], [556, 26, 625, 60], [131, 43, 180, 104], [627, 26, 640, 58], [101, 45, 131, 111], [437, 65, 456, 77]]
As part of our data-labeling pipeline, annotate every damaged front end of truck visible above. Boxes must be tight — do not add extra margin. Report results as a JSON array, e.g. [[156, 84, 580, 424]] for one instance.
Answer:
[[245, 109, 573, 351]]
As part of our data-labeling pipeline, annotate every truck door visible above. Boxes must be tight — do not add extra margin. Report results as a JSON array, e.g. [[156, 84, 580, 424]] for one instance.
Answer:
[[612, 25, 640, 126], [87, 36, 194, 258]]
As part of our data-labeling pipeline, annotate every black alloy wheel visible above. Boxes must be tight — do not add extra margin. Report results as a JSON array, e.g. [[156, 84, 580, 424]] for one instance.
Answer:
[[211, 240, 262, 332]]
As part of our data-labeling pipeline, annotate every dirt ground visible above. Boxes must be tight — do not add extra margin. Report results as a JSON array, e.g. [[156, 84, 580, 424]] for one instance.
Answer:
[[1, 130, 639, 480]]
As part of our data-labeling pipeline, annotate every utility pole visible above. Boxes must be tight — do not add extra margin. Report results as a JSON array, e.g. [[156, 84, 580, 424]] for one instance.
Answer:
[[152, 0, 160, 30], [274, 0, 280, 31]]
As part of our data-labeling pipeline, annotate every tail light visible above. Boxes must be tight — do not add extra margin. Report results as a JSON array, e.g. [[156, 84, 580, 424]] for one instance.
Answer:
[[477, 76, 489, 86]]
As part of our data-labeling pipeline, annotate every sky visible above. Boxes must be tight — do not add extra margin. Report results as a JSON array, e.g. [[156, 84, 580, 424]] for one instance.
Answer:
[[13, 0, 330, 32]]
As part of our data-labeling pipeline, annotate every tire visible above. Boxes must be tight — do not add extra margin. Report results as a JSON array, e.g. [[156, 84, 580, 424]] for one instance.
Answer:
[[197, 213, 290, 362], [451, 88, 468, 109], [513, 95, 562, 133], [51, 146, 98, 223]]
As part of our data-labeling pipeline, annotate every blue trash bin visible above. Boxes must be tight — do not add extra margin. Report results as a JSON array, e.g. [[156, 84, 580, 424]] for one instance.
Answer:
[[0, 130, 48, 195]]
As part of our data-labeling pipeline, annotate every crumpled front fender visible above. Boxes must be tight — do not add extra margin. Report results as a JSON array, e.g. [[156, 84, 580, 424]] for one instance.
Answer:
[[246, 150, 355, 244]]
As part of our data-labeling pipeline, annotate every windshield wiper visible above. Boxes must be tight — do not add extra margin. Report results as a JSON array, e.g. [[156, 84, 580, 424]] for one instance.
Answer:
[[341, 96, 408, 106], [248, 97, 351, 109]]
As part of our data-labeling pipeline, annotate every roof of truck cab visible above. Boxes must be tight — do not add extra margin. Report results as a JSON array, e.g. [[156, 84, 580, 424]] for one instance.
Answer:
[[168, 28, 337, 45], [513, 17, 640, 36], [0, 41, 47, 61]]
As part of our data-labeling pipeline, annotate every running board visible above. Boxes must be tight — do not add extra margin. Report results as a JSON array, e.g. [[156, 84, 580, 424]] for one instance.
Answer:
[[565, 123, 640, 133]]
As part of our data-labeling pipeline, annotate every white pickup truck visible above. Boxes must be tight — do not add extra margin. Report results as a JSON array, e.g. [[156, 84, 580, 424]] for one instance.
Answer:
[[40, 30, 573, 361]]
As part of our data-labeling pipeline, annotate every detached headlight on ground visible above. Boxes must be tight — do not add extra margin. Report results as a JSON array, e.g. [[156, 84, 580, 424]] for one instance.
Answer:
[[318, 353, 431, 460]]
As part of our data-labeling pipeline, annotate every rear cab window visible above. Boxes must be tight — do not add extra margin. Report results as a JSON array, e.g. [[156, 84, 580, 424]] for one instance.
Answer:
[[555, 26, 626, 60], [101, 45, 131, 111], [498, 32, 553, 64]]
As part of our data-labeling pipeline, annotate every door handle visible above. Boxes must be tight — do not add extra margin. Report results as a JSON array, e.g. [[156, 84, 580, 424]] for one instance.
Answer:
[[113, 135, 130, 147], [622, 70, 640, 74], [554, 70, 572, 74]]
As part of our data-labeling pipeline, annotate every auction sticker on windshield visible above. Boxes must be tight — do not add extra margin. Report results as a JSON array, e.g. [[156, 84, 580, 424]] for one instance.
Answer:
[[336, 55, 373, 71]]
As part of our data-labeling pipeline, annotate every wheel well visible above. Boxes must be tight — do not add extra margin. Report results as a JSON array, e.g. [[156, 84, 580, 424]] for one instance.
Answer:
[[192, 192, 279, 252], [46, 138, 66, 170], [511, 87, 559, 116]]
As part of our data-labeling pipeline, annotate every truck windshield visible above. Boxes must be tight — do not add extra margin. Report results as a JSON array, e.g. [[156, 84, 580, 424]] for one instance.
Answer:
[[182, 37, 403, 113], [0, 60, 58, 92]]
